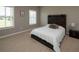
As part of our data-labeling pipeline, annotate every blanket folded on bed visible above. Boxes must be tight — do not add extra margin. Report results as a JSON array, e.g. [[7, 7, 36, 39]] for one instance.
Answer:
[[49, 24, 59, 29]]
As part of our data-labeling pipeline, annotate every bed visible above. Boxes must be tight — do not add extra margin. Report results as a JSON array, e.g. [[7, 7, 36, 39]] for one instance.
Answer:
[[31, 14, 66, 52]]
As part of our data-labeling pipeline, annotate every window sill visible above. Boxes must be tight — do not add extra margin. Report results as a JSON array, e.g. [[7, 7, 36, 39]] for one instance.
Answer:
[[29, 24, 37, 25], [0, 26, 15, 30]]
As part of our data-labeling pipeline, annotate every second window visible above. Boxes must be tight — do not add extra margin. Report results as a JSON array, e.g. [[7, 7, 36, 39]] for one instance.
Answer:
[[29, 10, 37, 25]]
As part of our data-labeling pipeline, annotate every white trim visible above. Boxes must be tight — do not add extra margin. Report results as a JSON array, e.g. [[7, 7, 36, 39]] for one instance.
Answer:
[[0, 26, 15, 30], [0, 29, 31, 39]]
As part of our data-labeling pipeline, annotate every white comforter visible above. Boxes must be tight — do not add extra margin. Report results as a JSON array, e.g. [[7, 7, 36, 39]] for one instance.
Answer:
[[31, 24, 65, 52]]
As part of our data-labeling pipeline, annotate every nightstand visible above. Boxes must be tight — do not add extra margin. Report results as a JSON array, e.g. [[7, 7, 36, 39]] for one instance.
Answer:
[[69, 30, 79, 39]]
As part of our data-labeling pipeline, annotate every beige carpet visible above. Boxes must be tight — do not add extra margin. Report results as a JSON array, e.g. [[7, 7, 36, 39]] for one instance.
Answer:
[[0, 31, 79, 52]]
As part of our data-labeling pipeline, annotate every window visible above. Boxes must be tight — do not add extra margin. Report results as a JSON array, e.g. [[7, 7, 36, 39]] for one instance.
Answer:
[[29, 10, 37, 25], [0, 7, 14, 29]]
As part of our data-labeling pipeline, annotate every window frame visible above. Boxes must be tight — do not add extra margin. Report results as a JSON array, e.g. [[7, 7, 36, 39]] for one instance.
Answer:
[[0, 6, 15, 30], [29, 10, 37, 25]]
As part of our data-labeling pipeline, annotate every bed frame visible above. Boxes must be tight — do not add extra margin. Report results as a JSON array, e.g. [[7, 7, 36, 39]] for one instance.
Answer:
[[31, 14, 66, 51]]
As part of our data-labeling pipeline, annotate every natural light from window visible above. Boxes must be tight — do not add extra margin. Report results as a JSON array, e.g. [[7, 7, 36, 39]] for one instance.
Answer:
[[29, 10, 37, 25], [0, 7, 14, 29]]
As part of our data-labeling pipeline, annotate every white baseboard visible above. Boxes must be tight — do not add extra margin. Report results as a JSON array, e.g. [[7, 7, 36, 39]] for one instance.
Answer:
[[0, 29, 31, 39]]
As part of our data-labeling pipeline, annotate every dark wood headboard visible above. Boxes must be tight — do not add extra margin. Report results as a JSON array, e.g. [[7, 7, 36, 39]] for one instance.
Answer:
[[48, 14, 66, 29]]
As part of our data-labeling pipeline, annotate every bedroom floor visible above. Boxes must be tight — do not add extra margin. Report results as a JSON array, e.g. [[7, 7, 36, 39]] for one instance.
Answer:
[[0, 31, 79, 52]]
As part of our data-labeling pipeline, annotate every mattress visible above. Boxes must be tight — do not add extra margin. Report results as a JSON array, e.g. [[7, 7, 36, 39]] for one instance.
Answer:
[[31, 24, 65, 52]]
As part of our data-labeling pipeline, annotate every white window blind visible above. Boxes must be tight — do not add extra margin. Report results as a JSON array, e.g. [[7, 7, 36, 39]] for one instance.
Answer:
[[0, 7, 14, 29], [29, 10, 37, 25]]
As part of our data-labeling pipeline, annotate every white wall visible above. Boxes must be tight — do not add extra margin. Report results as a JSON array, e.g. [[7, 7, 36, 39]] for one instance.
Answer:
[[40, 6, 79, 32]]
